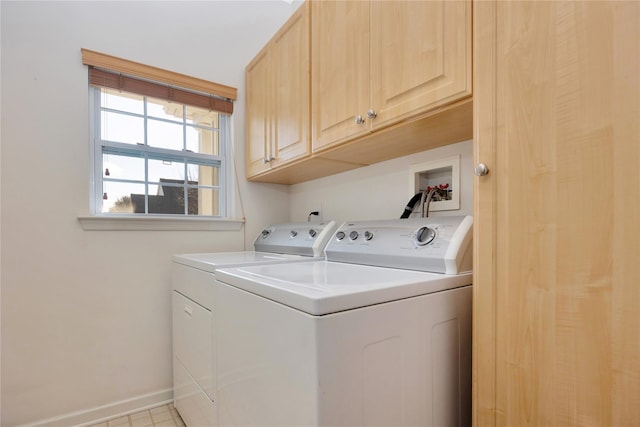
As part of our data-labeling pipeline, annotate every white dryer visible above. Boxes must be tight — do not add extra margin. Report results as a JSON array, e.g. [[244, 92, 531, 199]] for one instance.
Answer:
[[171, 221, 336, 427], [214, 216, 473, 427]]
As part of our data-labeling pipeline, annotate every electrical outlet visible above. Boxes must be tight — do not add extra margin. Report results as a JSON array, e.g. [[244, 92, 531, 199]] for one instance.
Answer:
[[307, 206, 322, 221]]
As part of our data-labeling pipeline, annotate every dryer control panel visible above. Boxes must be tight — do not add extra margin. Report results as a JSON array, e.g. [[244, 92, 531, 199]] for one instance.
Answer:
[[254, 221, 337, 257], [326, 216, 472, 274]]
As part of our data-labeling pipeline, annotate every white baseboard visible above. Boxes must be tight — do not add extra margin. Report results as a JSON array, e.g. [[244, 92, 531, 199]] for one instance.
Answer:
[[19, 388, 173, 427]]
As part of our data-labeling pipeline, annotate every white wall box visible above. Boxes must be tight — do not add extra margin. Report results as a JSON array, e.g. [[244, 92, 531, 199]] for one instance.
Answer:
[[409, 155, 461, 213]]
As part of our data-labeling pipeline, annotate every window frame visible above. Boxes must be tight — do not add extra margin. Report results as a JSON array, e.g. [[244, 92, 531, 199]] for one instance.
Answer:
[[89, 86, 232, 218]]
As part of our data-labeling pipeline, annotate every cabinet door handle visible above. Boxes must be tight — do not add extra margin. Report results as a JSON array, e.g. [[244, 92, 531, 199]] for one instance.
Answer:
[[354, 115, 365, 125], [474, 163, 489, 176], [366, 109, 377, 119]]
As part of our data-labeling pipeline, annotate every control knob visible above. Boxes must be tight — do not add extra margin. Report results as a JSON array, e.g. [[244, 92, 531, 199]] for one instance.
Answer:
[[309, 229, 317, 238], [349, 230, 359, 241], [261, 229, 271, 239], [415, 226, 436, 246], [364, 231, 374, 241], [290, 230, 298, 238], [336, 231, 346, 241]]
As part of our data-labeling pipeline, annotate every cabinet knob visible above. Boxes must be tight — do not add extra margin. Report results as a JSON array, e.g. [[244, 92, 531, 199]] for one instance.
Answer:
[[366, 109, 377, 119], [474, 163, 489, 176], [354, 115, 365, 125]]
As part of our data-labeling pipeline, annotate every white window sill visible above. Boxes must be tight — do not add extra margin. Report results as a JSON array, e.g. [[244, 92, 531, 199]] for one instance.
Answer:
[[78, 215, 245, 231]]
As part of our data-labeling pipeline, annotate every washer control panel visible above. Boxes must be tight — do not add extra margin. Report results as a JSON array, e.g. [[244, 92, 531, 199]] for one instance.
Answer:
[[325, 216, 472, 274], [253, 221, 337, 257]]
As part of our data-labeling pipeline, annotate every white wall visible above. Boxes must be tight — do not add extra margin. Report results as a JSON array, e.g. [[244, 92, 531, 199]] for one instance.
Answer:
[[290, 140, 474, 223], [0, 2, 295, 425]]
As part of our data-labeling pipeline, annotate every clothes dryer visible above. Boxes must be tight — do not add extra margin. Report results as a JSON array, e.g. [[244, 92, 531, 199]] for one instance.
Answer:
[[214, 216, 473, 427], [171, 221, 336, 427]]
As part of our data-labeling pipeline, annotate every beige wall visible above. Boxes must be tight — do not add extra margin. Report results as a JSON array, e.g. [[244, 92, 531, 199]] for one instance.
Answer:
[[1, 1, 470, 425], [290, 140, 473, 224], [0, 2, 295, 425]]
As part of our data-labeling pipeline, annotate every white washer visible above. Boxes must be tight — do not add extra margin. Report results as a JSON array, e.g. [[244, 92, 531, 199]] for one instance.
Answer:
[[171, 221, 337, 427], [214, 216, 473, 427]]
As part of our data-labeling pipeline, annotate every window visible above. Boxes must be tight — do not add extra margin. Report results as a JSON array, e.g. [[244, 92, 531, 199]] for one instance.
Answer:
[[82, 49, 237, 218]]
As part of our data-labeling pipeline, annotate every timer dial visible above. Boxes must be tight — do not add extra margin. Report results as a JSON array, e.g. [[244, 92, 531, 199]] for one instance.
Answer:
[[415, 226, 436, 246]]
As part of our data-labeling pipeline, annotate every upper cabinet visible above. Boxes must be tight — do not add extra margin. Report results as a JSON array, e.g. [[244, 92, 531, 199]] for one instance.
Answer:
[[311, 0, 471, 153], [246, 2, 310, 178], [246, 0, 472, 184]]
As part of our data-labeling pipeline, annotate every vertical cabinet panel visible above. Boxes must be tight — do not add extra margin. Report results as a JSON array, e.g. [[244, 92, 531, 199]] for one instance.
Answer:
[[370, 0, 471, 130], [473, 1, 640, 426], [311, 0, 370, 152], [246, 3, 310, 178], [245, 49, 271, 177], [272, 5, 310, 166]]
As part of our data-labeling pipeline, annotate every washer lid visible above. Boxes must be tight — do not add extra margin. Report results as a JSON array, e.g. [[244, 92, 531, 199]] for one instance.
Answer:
[[172, 251, 312, 274], [215, 261, 471, 315]]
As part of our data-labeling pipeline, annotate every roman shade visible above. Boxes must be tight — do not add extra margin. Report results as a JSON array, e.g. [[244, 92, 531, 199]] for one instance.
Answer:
[[82, 48, 236, 114]]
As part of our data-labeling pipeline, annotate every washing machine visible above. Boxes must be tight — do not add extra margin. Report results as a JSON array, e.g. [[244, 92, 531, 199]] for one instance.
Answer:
[[214, 216, 473, 427], [171, 220, 337, 427]]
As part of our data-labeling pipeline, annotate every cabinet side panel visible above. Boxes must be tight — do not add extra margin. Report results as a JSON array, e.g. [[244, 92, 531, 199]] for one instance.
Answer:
[[472, 1, 499, 425], [610, 3, 640, 423]]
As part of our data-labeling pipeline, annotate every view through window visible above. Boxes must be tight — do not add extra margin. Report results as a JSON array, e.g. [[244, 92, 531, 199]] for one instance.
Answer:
[[92, 87, 230, 216]]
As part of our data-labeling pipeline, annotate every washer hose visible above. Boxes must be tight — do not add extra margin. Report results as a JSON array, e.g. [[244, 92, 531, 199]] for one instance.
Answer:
[[400, 193, 424, 219]]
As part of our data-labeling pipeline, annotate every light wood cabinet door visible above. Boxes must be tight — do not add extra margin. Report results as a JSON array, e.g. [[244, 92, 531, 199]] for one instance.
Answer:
[[312, 0, 471, 153], [245, 47, 271, 177], [271, 2, 310, 168], [370, 0, 471, 130], [473, 1, 640, 426], [246, 3, 310, 178], [311, 0, 370, 152]]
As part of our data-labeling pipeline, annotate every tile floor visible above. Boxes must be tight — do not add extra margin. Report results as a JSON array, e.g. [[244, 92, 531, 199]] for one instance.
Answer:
[[89, 403, 185, 427]]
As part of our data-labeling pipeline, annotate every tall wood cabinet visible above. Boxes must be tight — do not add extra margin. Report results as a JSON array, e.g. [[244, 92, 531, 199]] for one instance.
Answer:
[[473, 1, 640, 425], [311, 0, 471, 152], [245, 2, 310, 177]]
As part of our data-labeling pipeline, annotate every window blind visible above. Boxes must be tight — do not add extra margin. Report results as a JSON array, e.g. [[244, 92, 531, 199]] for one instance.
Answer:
[[82, 48, 235, 114]]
